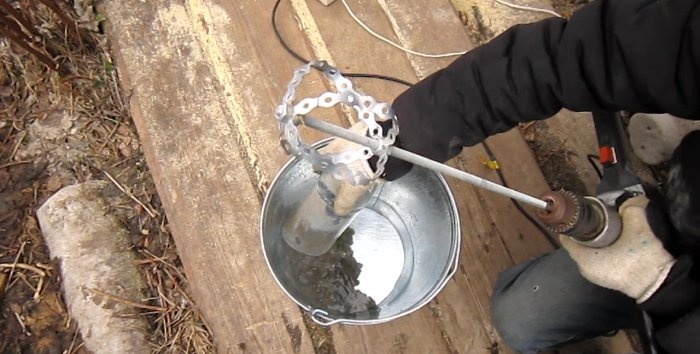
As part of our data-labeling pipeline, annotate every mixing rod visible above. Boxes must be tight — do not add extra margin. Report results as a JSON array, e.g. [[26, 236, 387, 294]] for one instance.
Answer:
[[296, 116, 551, 211]]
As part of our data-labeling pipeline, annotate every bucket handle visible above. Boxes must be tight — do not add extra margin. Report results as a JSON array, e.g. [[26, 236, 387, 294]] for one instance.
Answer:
[[447, 260, 459, 281], [442, 243, 460, 289], [310, 309, 343, 326]]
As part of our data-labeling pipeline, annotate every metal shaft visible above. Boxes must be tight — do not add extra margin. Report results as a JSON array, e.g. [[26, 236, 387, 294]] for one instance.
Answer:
[[300, 116, 550, 210]]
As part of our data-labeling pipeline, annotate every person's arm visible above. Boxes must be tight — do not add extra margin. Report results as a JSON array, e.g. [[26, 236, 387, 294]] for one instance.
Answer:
[[388, 0, 700, 178], [640, 256, 700, 353], [559, 195, 700, 354]]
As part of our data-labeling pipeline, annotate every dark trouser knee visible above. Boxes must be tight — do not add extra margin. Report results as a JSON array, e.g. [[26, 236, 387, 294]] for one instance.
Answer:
[[490, 249, 639, 353]]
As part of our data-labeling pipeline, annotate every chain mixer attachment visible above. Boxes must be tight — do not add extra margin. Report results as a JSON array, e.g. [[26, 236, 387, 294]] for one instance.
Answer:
[[275, 60, 399, 185]]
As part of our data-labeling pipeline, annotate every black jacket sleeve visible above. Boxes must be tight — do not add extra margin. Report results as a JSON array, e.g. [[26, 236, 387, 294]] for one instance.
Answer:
[[389, 2, 700, 352], [390, 0, 700, 170], [640, 256, 700, 354]]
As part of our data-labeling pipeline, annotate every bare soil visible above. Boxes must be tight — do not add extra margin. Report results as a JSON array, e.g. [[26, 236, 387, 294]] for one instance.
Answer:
[[551, 0, 588, 18], [520, 120, 592, 194], [1, 1, 214, 353]]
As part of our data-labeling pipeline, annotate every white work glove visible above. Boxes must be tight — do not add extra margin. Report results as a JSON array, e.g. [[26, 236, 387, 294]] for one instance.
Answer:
[[319, 123, 376, 216], [560, 196, 676, 303]]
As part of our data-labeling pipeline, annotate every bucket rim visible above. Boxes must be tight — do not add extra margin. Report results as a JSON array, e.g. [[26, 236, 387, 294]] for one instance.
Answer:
[[260, 138, 461, 326]]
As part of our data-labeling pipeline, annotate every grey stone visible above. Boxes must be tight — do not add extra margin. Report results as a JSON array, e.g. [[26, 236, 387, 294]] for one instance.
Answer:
[[37, 181, 150, 354], [629, 113, 700, 165]]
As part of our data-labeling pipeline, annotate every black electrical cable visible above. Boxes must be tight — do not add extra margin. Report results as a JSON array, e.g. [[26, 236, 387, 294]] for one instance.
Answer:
[[272, 0, 309, 64], [271, 0, 414, 87], [482, 141, 560, 248], [271, 0, 557, 247], [586, 154, 603, 179]]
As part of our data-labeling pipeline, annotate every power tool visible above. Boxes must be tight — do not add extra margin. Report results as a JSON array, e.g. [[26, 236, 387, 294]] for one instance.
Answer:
[[534, 111, 658, 354], [535, 111, 645, 248]]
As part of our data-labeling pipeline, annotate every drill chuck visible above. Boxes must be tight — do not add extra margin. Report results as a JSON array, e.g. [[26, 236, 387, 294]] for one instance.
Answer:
[[537, 191, 622, 248]]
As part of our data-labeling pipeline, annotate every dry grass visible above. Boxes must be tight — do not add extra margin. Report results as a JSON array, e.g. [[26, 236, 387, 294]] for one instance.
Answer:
[[0, 1, 215, 353], [137, 248, 215, 354]]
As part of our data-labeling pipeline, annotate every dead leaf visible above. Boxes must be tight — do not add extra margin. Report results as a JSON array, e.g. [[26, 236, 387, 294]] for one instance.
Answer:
[[120, 135, 132, 146], [117, 124, 131, 137], [45, 176, 62, 193], [34, 334, 61, 354], [0, 169, 10, 191], [118, 141, 132, 158], [9, 302, 22, 314], [0, 86, 13, 98]]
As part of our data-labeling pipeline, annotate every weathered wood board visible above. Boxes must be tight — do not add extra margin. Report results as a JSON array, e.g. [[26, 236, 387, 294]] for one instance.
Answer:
[[104, 0, 633, 353]]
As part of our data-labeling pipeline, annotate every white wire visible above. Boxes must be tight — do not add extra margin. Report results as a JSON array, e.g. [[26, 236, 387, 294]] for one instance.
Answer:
[[338, 0, 562, 59], [494, 0, 563, 18], [339, 0, 468, 58]]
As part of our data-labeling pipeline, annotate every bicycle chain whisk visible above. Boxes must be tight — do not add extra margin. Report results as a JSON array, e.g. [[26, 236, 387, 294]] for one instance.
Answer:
[[275, 60, 399, 185]]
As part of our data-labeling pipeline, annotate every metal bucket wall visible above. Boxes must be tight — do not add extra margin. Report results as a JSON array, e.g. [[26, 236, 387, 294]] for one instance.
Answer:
[[261, 140, 460, 325]]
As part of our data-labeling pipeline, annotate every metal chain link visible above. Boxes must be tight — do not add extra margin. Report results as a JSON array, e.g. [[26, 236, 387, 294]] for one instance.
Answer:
[[275, 60, 399, 185]]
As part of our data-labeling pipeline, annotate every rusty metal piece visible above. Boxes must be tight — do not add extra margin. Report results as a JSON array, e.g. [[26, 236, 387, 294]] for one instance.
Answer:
[[536, 190, 581, 233], [536, 191, 618, 247]]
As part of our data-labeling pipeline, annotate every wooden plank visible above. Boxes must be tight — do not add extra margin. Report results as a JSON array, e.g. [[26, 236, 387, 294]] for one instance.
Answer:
[[301, 0, 421, 101], [103, 1, 317, 353], [301, 0, 553, 353], [192, 0, 452, 352], [374, 0, 464, 77], [230, 1, 556, 352], [298, 1, 508, 353], [106, 0, 632, 353], [278, 1, 455, 353], [108, 0, 453, 352], [439, 178, 517, 354], [473, 132, 556, 261]]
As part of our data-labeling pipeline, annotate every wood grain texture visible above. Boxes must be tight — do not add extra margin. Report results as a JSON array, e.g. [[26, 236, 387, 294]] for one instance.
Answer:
[[269, 1, 454, 352], [105, 0, 631, 353], [104, 1, 315, 353]]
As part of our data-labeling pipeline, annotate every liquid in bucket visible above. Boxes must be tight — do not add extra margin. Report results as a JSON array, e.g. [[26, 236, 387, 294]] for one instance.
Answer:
[[282, 171, 377, 256], [284, 226, 380, 318]]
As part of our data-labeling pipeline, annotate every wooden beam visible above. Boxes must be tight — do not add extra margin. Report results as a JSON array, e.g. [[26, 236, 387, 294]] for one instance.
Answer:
[[105, 0, 631, 353], [104, 1, 316, 352]]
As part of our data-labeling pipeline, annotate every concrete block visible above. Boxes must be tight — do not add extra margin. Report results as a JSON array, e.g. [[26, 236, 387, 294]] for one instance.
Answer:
[[629, 113, 700, 165]]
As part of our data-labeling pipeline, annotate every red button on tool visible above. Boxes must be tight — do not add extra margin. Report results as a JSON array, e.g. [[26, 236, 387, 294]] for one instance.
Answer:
[[599, 146, 617, 164]]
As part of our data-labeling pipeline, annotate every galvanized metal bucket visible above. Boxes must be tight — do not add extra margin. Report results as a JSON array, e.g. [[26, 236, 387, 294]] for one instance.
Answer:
[[261, 139, 460, 325]]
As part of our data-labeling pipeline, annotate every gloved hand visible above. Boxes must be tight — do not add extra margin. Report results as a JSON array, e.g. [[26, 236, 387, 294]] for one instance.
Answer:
[[560, 195, 676, 303], [319, 123, 376, 216]]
